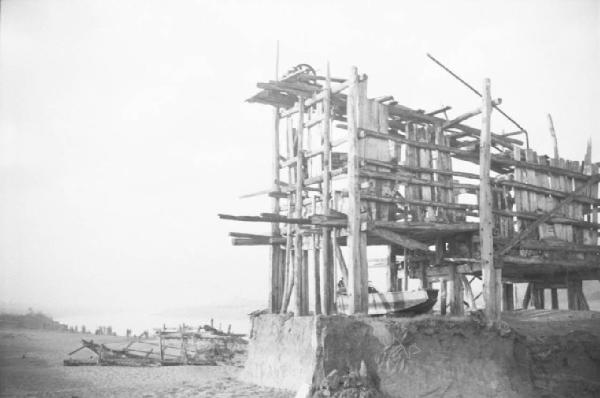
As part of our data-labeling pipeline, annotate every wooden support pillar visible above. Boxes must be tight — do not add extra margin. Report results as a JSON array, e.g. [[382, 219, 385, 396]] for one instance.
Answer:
[[551, 288, 559, 309], [480, 78, 501, 323], [440, 280, 447, 315], [448, 264, 464, 316], [403, 249, 410, 291], [502, 284, 514, 311], [294, 97, 307, 316], [532, 284, 544, 309], [313, 238, 322, 315], [269, 106, 283, 313], [347, 66, 368, 314], [522, 283, 532, 309], [386, 246, 398, 292], [567, 279, 583, 310], [280, 116, 296, 314], [302, 249, 309, 315], [420, 264, 428, 289], [320, 63, 334, 315]]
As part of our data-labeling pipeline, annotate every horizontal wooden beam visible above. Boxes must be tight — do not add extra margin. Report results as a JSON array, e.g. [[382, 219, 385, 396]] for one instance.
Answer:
[[495, 178, 600, 205], [371, 220, 479, 233], [491, 238, 600, 253], [359, 168, 482, 192], [360, 193, 479, 211], [362, 159, 482, 180], [370, 228, 431, 251], [232, 237, 286, 246]]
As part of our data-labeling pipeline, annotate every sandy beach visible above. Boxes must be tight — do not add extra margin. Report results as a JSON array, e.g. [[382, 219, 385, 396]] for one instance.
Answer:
[[0, 328, 293, 398]]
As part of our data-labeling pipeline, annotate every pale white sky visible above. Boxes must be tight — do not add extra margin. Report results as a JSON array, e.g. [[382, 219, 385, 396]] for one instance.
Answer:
[[0, 0, 599, 318]]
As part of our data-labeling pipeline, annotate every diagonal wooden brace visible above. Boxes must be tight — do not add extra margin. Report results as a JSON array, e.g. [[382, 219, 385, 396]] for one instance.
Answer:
[[498, 174, 600, 256]]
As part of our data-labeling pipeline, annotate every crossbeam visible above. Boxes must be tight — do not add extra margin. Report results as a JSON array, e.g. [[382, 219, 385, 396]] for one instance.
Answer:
[[370, 228, 431, 251]]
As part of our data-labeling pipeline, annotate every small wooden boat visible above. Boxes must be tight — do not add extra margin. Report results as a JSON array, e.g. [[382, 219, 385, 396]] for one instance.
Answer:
[[337, 289, 438, 316]]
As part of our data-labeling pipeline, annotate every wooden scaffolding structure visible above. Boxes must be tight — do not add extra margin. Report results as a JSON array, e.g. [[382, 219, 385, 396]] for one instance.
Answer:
[[220, 63, 600, 322]]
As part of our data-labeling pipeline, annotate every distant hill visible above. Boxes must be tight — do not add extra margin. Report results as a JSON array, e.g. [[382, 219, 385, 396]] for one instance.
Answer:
[[0, 310, 67, 331]]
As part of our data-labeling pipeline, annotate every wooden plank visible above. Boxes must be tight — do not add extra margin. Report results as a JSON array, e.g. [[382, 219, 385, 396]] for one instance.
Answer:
[[419, 126, 435, 220], [405, 123, 420, 221], [333, 233, 349, 284], [346, 67, 368, 314], [480, 78, 500, 324], [549, 158, 564, 240], [370, 228, 431, 251], [498, 173, 600, 256], [535, 155, 554, 239], [435, 125, 454, 222]]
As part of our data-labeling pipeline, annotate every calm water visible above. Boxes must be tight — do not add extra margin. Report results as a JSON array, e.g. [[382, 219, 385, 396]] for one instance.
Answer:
[[54, 305, 258, 337]]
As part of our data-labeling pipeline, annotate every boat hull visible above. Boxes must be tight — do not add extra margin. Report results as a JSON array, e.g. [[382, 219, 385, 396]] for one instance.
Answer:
[[336, 289, 438, 316]]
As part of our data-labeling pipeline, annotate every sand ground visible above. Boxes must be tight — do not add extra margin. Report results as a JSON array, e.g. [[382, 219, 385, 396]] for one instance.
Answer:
[[0, 329, 293, 398]]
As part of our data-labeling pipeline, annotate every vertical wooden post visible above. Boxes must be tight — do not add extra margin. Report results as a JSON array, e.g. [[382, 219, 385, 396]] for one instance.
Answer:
[[567, 279, 583, 310], [269, 43, 283, 313], [448, 265, 464, 316], [280, 117, 296, 314], [440, 280, 447, 315], [532, 284, 544, 309], [502, 284, 514, 311], [403, 249, 410, 291], [548, 114, 559, 160], [320, 63, 334, 315], [302, 249, 309, 315], [269, 106, 283, 313], [386, 247, 398, 292], [312, 199, 321, 315], [294, 97, 307, 316], [522, 283, 532, 309], [159, 334, 164, 362], [347, 66, 368, 314], [551, 288, 559, 309], [313, 240, 321, 315], [480, 78, 501, 324]]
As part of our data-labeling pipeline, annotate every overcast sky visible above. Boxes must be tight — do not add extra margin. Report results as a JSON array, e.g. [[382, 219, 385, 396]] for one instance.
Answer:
[[1, 0, 599, 318]]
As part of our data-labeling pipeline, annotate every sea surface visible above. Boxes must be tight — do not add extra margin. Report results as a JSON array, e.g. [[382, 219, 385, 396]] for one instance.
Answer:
[[54, 303, 260, 337]]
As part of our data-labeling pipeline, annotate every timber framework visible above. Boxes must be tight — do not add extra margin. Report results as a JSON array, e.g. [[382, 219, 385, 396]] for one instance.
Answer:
[[219, 62, 600, 321]]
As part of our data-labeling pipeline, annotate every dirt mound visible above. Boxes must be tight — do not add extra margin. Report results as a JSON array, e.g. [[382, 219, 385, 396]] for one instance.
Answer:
[[243, 312, 600, 398]]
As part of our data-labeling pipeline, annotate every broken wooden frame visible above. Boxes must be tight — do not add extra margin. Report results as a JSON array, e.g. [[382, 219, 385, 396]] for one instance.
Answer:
[[221, 63, 599, 319]]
